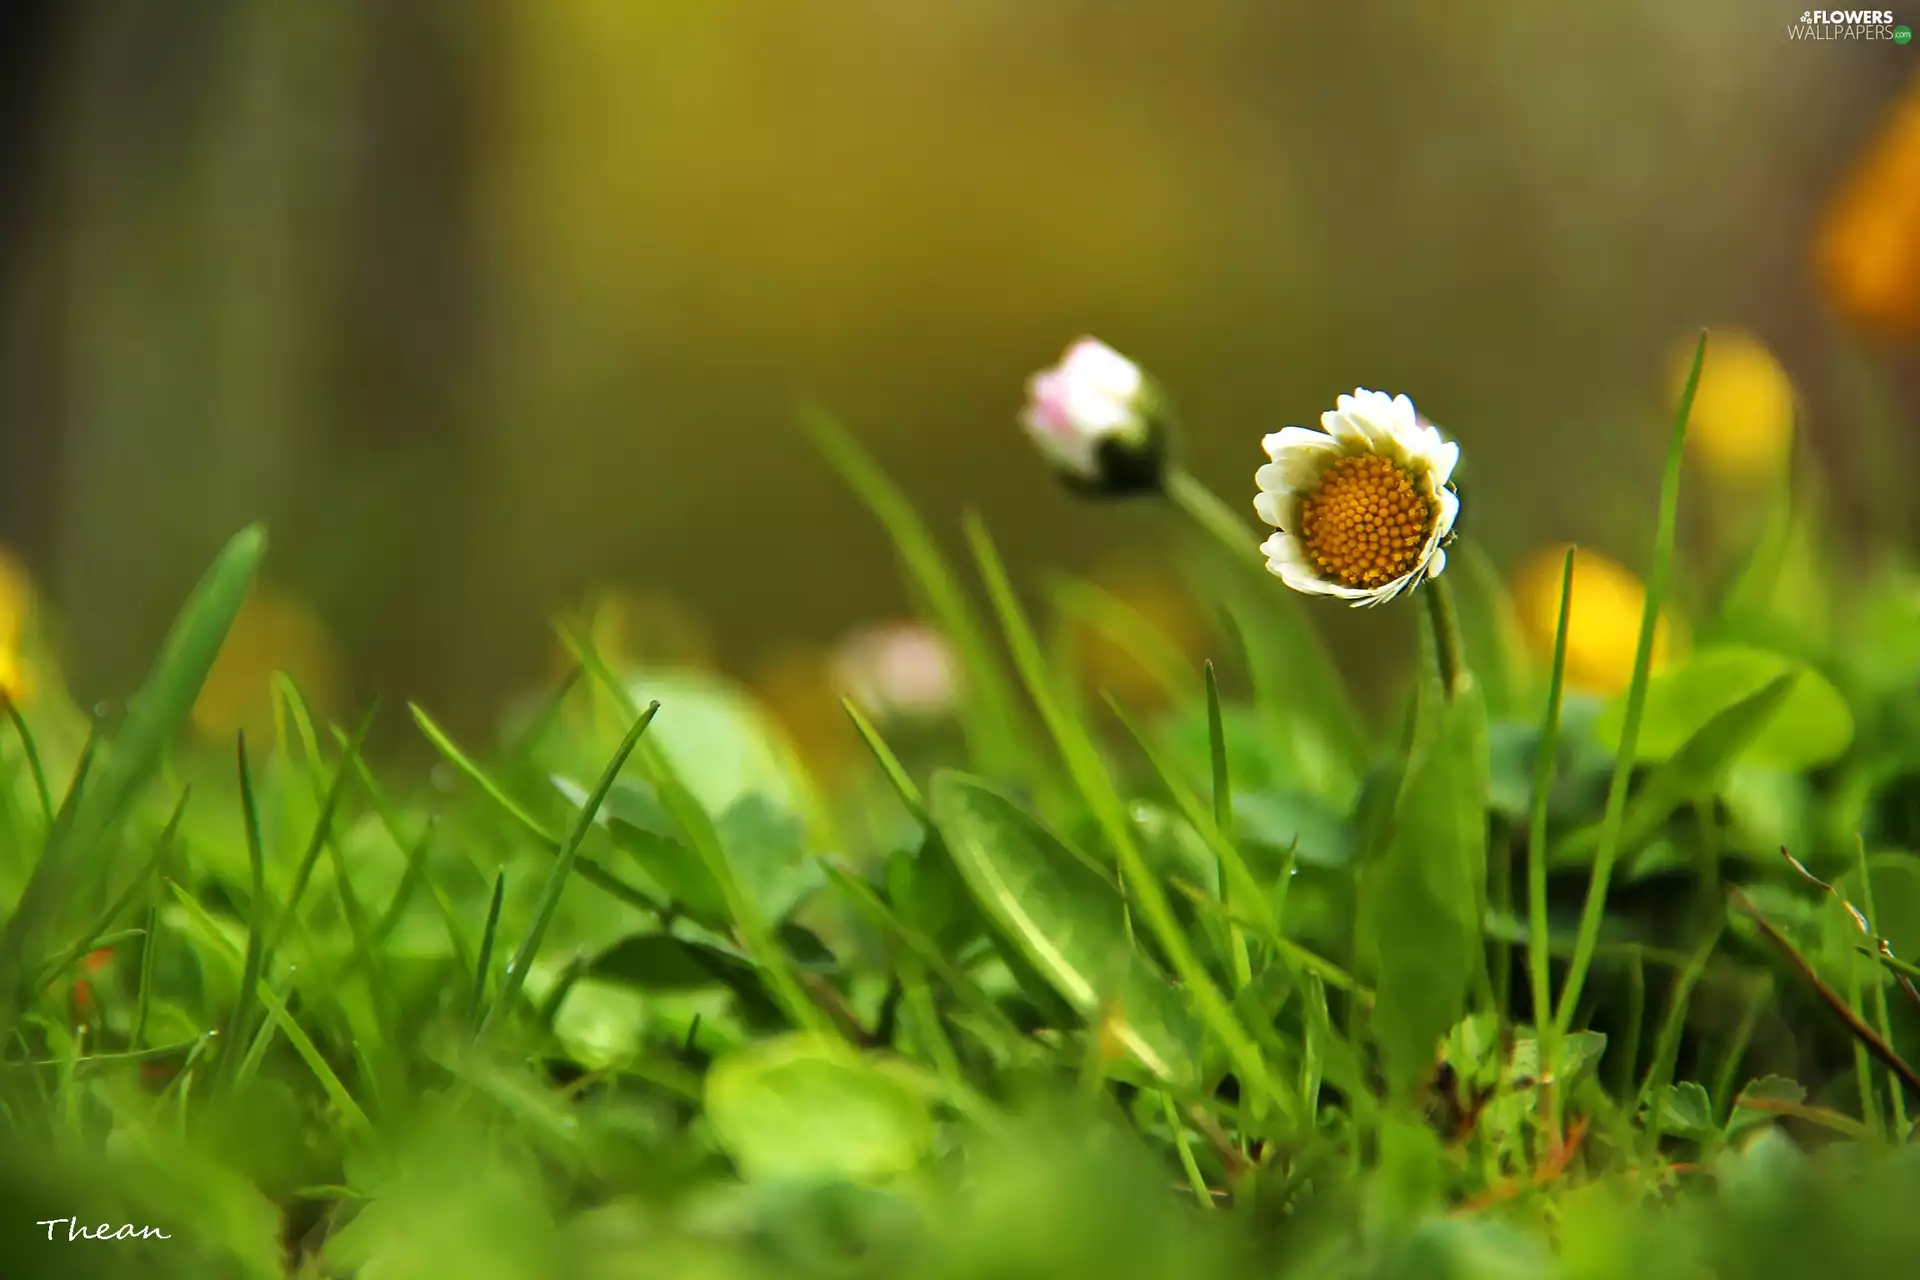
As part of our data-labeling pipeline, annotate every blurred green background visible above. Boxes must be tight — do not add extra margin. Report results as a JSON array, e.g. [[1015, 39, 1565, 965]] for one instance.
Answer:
[[0, 1, 1914, 742]]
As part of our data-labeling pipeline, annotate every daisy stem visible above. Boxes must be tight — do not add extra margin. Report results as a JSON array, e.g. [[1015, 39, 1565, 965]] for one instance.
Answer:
[[1422, 576, 1469, 703], [1164, 468, 1260, 563]]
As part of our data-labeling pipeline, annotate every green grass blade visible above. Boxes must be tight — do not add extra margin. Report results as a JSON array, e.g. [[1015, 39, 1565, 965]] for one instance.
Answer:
[[32, 786, 190, 995], [560, 623, 829, 1036], [133, 904, 157, 1051], [1, 525, 265, 1010], [214, 733, 270, 1099], [1556, 331, 1705, 1036], [1634, 922, 1723, 1156], [841, 697, 926, 821], [963, 513, 1286, 1119], [471, 871, 507, 1028], [369, 820, 436, 949], [801, 404, 1038, 781], [819, 860, 1029, 1060], [1528, 548, 1575, 1126], [3, 698, 52, 827], [478, 700, 660, 1042], [1854, 835, 1909, 1136], [1203, 662, 1253, 996], [261, 707, 378, 960], [409, 703, 555, 845], [330, 747, 478, 980]]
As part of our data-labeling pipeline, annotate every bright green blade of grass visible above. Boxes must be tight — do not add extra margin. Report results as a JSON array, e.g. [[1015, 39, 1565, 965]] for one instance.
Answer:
[[801, 404, 1039, 782], [840, 697, 926, 822], [214, 733, 270, 1100], [819, 860, 1029, 1062], [478, 700, 660, 1042], [471, 871, 507, 1029], [1528, 548, 1575, 1124], [1633, 922, 1722, 1156], [132, 903, 157, 1051], [2, 698, 52, 827], [1204, 662, 1253, 996], [261, 706, 378, 959], [403, 707, 661, 916], [1555, 332, 1705, 1036], [1853, 837, 1909, 1136], [963, 513, 1285, 1118], [409, 703, 554, 845], [275, 683, 398, 1062], [1552, 671, 1799, 867], [0, 524, 264, 1014], [31, 786, 190, 995], [560, 622, 829, 1037]]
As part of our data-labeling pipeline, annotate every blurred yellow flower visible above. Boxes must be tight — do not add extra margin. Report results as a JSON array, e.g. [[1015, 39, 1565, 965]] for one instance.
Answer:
[[1676, 330, 1795, 486], [0, 547, 39, 707], [1814, 75, 1920, 339], [0, 546, 32, 640], [0, 645, 29, 706], [1512, 546, 1681, 695], [191, 585, 343, 743]]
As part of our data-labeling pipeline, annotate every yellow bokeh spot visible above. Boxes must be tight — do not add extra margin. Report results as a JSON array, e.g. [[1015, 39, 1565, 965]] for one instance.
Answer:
[[0, 646, 29, 706], [1814, 77, 1920, 339], [0, 547, 33, 640], [191, 585, 343, 743], [1677, 330, 1795, 485], [1512, 546, 1681, 696]]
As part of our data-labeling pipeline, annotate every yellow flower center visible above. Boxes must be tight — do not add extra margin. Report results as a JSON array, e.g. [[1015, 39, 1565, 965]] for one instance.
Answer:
[[1298, 454, 1434, 588]]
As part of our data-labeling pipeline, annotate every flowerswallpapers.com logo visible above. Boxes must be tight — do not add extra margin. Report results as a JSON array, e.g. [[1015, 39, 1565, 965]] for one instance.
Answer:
[[1789, 8, 1909, 38]]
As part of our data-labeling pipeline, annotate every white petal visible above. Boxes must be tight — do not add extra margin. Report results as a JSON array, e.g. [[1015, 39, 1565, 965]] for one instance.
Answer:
[[1252, 488, 1283, 528], [1062, 339, 1143, 400], [1321, 406, 1372, 451], [1386, 393, 1420, 437], [1426, 437, 1460, 488], [1262, 426, 1338, 462], [1261, 533, 1382, 602], [1424, 546, 1448, 580], [1432, 486, 1460, 540]]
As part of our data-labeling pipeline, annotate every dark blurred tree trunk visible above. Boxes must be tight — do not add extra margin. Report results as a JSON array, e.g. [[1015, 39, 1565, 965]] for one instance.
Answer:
[[32, 0, 491, 746], [0, 0, 71, 574]]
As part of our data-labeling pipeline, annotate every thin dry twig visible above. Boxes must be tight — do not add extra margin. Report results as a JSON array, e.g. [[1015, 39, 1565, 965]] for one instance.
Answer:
[[1779, 846, 1920, 1014], [1729, 884, 1920, 1099]]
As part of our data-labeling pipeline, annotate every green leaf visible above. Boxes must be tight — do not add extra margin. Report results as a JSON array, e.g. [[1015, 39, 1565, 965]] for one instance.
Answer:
[[801, 406, 1037, 781], [1726, 1074, 1808, 1141], [1643, 1080, 1717, 1140], [618, 670, 813, 817], [1593, 646, 1852, 771], [1359, 686, 1489, 1099], [886, 832, 979, 956], [0, 525, 265, 1010], [586, 933, 785, 1024], [705, 1033, 934, 1183], [929, 770, 1199, 1088], [715, 793, 826, 924], [1232, 788, 1353, 870], [1557, 333, 1704, 1037], [479, 700, 660, 1042], [1556, 670, 1800, 864]]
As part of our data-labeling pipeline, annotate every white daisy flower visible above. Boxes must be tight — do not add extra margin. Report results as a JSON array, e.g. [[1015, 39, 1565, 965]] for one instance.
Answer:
[[1020, 338, 1169, 496], [1253, 389, 1461, 607]]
